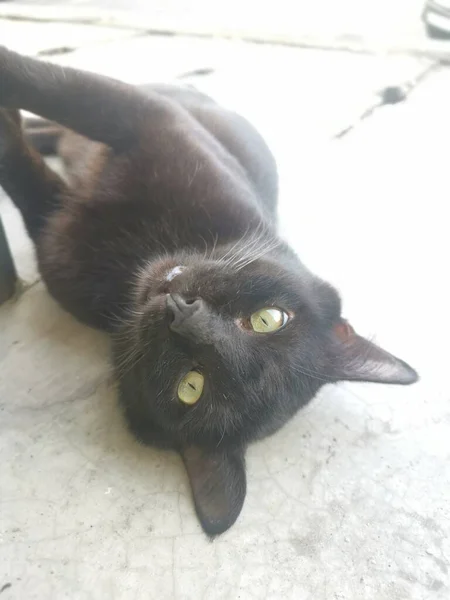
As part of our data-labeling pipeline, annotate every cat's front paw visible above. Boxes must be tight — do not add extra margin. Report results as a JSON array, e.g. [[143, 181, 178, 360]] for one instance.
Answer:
[[0, 108, 23, 159]]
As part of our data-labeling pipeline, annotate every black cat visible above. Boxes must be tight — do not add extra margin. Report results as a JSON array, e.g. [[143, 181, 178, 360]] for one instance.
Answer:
[[0, 47, 418, 535]]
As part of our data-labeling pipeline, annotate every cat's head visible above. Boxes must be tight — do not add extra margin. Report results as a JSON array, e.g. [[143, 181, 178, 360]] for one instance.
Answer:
[[113, 237, 417, 536]]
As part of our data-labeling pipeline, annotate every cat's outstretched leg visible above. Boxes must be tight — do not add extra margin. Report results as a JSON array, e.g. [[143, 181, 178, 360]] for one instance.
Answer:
[[0, 108, 68, 241], [0, 46, 174, 150], [0, 213, 17, 303]]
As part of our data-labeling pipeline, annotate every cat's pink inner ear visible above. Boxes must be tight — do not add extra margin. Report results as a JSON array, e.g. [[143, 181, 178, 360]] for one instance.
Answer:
[[330, 319, 418, 386], [333, 320, 355, 342]]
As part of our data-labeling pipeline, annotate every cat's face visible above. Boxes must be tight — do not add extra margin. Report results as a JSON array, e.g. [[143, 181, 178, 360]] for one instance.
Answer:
[[113, 243, 418, 536], [116, 248, 336, 443]]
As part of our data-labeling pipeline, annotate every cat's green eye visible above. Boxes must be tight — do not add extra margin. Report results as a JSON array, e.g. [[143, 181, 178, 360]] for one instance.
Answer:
[[250, 308, 288, 333], [178, 371, 204, 405]]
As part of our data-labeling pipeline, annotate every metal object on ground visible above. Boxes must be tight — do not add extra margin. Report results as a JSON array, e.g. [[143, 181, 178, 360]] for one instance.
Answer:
[[424, 0, 450, 36], [0, 215, 17, 304]]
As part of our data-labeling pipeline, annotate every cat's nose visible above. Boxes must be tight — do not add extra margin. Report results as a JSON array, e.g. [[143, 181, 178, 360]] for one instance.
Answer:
[[166, 293, 209, 341]]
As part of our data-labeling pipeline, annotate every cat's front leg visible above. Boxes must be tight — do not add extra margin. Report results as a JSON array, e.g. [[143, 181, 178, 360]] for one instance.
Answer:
[[0, 107, 67, 241], [0, 212, 16, 304], [0, 109, 19, 301], [0, 46, 172, 151]]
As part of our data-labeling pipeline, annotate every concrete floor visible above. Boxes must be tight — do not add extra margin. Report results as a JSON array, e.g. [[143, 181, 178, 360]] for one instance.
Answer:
[[1, 16, 450, 600], [0, 0, 430, 52]]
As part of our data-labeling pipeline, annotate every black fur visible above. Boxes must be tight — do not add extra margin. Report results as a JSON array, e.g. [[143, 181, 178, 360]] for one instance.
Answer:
[[0, 47, 418, 535]]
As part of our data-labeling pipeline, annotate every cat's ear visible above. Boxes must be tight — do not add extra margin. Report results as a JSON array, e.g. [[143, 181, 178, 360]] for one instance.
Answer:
[[330, 320, 418, 385], [180, 445, 247, 537]]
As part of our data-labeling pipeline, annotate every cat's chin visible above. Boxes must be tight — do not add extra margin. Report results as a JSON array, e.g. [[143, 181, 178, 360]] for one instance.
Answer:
[[166, 265, 186, 282], [135, 257, 189, 304]]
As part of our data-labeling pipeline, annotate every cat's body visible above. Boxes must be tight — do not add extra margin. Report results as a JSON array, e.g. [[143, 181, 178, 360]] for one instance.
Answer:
[[25, 83, 279, 331], [0, 47, 418, 535]]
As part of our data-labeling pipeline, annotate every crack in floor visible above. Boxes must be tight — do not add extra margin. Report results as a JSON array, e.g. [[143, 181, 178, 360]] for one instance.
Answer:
[[333, 62, 441, 139]]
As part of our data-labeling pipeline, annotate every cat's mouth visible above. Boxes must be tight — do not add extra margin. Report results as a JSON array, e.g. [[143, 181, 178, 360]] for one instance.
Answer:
[[142, 262, 187, 298], [165, 265, 185, 282], [159, 265, 186, 294]]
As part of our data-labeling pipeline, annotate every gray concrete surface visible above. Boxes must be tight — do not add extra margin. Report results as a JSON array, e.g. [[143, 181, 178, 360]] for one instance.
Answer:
[[1, 16, 449, 600], [0, 1, 426, 40], [0, 0, 440, 55]]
